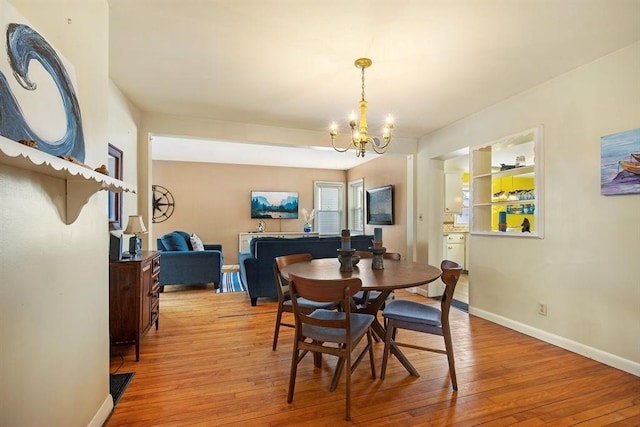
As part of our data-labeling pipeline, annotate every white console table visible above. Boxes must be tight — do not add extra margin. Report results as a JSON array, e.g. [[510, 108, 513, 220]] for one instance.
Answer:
[[238, 231, 319, 253]]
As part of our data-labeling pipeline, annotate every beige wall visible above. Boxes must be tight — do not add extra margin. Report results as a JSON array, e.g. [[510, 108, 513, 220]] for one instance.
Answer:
[[0, 0, 127, 426], [152, 156, 410, 265], [417, 42, 640, 374], [348, 154, 409, 258], [135, 113, 417, 249], [152, 161, 346, 264]]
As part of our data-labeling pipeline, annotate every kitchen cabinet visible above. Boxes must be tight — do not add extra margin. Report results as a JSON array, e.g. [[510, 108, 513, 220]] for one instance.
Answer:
[[444, 172, 463, 213], [443, 233, 466, 269], [471, 126, 544, 237]]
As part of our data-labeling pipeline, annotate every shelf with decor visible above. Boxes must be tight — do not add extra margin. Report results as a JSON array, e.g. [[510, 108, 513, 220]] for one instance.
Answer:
[[470, 126, 544, 237], [0, 136, 136, 224]]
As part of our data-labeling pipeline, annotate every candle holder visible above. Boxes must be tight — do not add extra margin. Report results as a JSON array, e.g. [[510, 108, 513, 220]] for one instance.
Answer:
[[369, 246, 387, 270], [337, 248, 356, 272]]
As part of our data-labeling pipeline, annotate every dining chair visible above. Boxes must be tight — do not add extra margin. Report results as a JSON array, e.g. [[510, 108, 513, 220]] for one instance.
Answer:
[[272, 253, 340, 350], [380, 259, 463, 390], [287, 273, 376, 421], [352, 251, 401, 307]]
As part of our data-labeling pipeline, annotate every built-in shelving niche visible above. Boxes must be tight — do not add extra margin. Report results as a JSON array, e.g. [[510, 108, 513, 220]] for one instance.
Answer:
[[0, 136, 136, 224], [470, 125, 544, 238]]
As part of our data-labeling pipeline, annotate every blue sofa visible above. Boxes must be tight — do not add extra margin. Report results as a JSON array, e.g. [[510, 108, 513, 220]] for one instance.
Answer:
[[156, 231, 224, 290], [239, 235, 374, 306]]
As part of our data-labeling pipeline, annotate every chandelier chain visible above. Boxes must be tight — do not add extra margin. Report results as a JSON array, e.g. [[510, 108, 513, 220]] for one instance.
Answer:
[[361, 66, 366, 102]]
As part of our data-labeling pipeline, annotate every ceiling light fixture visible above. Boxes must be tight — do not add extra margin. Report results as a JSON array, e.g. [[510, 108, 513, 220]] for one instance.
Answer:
[[330, 58, 394, 157]]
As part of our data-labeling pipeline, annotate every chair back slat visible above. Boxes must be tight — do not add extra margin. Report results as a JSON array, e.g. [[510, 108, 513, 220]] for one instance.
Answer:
[[439, 259, 463, 320], [289, 274, 361, 303], [273, 253, 313, 298], [276, 253, 313, 270]]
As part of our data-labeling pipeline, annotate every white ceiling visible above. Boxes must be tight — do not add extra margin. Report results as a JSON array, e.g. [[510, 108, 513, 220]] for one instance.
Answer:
[[108, 0, 640, 169], [151, 135, 382, 170]]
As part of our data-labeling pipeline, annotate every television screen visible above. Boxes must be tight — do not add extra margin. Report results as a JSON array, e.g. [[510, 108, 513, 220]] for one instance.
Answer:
[[251, 191, 299, 219], [109, 231, 123, 261], [367, 185, 394, 225]]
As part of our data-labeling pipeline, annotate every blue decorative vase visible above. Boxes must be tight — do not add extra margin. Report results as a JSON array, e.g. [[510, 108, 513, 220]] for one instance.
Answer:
[[304, 223, 312, 233], [498, 212, 507, 232]]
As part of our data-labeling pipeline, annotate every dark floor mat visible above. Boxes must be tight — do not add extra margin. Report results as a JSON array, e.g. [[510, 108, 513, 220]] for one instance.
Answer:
[[110, 372, 135, 406]]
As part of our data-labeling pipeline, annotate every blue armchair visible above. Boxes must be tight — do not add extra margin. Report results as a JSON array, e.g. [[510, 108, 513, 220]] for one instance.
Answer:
[[156, 231, 224, 290]]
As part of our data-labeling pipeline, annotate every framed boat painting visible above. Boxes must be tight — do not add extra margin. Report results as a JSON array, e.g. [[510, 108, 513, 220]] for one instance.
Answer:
[[601, 128, 640, 195]]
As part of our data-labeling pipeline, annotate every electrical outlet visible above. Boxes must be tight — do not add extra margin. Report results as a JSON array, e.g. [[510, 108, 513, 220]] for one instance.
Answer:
[[538, 303, 548, 316]]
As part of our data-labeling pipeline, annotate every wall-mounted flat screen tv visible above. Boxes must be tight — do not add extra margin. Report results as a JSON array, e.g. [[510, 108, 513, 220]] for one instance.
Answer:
[[251, 191, 299, 219], [366, 184, 394, 225]]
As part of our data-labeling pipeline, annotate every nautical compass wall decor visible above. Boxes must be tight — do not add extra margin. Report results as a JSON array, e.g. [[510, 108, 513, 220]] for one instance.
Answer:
[[152, 184, 175, 223]]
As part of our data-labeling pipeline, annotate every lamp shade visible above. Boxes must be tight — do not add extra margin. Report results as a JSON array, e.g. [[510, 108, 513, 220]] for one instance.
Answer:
[[123, 215, 148, 235]]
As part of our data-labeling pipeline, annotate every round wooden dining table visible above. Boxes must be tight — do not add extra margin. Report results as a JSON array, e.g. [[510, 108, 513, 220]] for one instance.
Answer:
[[281, 256, 442, 379]]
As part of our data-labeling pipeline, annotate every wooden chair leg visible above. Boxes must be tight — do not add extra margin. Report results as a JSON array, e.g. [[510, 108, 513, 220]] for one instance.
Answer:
[[380, 319, 395, 380], [272, 305, 284, 350], [313, 341, 323, 368], [288, 344, 299, 403], [367, 330, 377, 379], [345, 353, 352, 421], [443, 326, 457, 390], [330, 355, 345, 392]]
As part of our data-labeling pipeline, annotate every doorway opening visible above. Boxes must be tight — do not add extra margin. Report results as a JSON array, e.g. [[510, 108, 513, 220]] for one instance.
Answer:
[[443, 153, 470, 306]]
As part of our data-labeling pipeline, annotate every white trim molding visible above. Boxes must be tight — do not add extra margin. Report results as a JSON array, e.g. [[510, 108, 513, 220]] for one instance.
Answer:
[[470, 307, 640, 377]]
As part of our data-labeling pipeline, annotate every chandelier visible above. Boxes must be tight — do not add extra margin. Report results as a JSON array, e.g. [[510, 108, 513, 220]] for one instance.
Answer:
[[330, 58, 394, 157]]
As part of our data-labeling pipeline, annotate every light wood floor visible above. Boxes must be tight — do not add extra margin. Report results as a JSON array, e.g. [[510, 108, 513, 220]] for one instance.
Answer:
[[107, 285, 640, 426], [453, 273, 469, 304]]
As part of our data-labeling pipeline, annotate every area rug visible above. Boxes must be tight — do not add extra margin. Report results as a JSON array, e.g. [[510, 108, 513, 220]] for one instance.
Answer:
[[217, 271, 245, 293], [432, 296, 468, 313], [110, 372, 135, 406], [451, 299, 469, 313]]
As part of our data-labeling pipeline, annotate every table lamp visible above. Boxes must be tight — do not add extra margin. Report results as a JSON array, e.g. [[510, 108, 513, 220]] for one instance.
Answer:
[[123, 215, 147, 256]]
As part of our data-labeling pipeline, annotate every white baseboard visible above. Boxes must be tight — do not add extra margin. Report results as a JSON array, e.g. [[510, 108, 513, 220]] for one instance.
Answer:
[[470, 307, 640, 377], [88, 394, 113, 427]]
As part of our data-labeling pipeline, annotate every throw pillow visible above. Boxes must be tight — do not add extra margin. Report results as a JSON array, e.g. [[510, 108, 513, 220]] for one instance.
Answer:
[[161, 231, 190, 251], [190, 233, 205, 251]]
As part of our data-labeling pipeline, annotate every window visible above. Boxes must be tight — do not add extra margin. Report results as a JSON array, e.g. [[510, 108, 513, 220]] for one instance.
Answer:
[[454, 184, 469, 226], [314, 181, 345, 236], [348, 178, 364, 234], [108, 144, 123, 230]]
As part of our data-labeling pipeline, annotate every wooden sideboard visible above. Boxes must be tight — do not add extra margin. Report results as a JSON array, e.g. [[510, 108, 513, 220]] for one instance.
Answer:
[[238, 231, 319, 253], [109, 251, 160, 361]]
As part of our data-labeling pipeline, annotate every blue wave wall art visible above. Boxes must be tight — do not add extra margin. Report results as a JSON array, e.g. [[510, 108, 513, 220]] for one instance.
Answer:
[[0, 23, 85, 161]]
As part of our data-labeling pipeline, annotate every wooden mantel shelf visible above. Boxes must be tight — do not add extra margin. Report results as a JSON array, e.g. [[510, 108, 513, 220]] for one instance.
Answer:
[[0, 136, 136, 224]]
